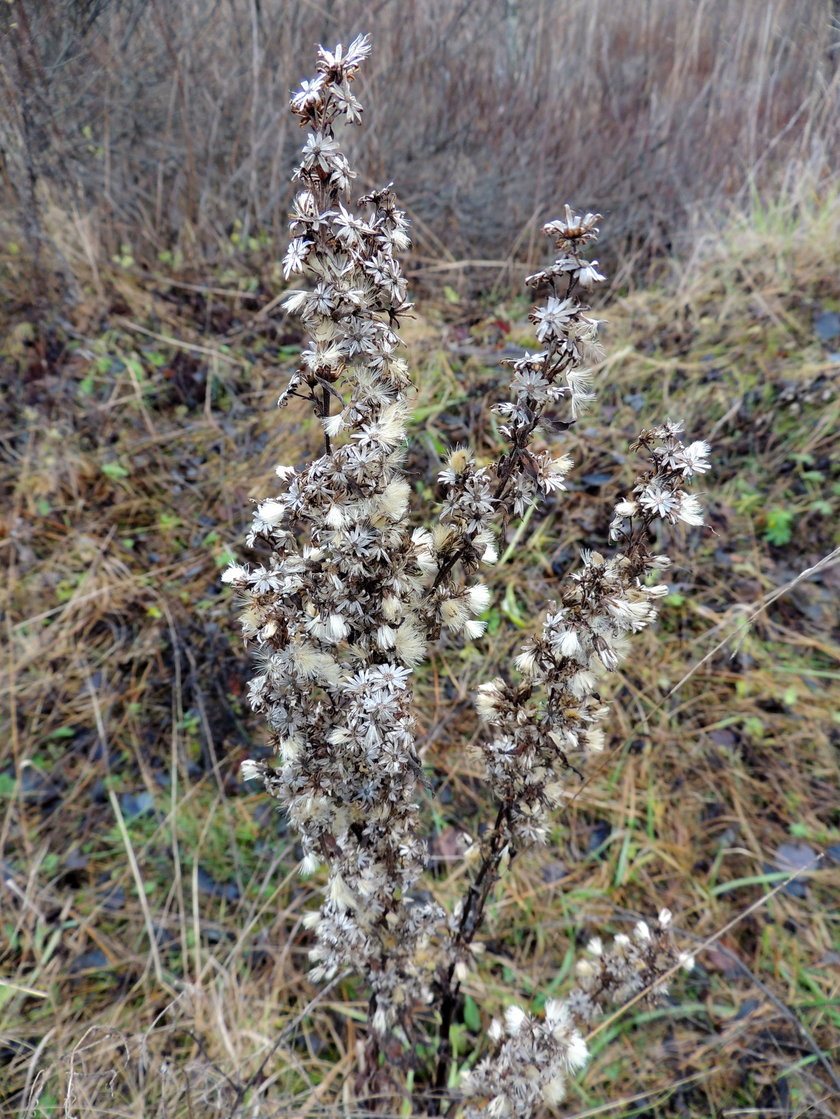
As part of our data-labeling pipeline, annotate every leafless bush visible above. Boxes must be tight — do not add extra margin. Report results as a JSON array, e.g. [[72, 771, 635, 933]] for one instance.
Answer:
[[2, 0, 838, 284]]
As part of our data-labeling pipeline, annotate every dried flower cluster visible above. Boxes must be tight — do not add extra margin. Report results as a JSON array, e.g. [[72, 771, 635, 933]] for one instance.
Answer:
[[460, 998, 589, 1118], [474, 420, 711, 849], [225, 37, 708, 1115], [568, 907, 694, 1024], [461, 910, 692, 1117], [426, 205, 606, 618], [227, 34, 444, 1043]]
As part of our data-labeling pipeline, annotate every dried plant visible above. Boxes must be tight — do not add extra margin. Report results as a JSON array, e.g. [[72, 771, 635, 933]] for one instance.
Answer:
[[224, 37, 705, 1116]]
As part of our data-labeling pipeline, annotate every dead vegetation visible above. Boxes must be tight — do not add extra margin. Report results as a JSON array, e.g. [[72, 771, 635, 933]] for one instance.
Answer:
[[1, 175, 838, 1115], [2, 0, 838, 288], [2, 3, 840, 1114]]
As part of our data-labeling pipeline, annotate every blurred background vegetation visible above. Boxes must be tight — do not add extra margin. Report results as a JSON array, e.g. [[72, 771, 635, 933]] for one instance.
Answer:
[[2, 0, 839, 291], [1, 2, 839, 1117]]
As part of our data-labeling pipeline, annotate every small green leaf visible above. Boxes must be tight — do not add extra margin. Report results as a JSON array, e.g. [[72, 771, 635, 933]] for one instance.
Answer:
[[101, 461, 129, 480], [764, 509, 795, 546], [782, 685, 798, 707], [484, 606, 503, 635], [742, 715, 765, 740], [56, 579, 78, 603], [462, 994, 481, 1032], [501, 582, 528, 628], [124, 355, 146, 381], [443, 285, 460, 304]]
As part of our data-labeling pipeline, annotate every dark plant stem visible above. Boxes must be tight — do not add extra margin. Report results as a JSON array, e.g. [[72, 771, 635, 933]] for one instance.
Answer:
[[426, 452, 663, 1114], [322, 385, 332, 455], [428, 803, 514, 1113]]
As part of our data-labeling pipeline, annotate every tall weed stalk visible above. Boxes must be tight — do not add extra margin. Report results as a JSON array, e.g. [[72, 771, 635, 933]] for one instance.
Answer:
[[226, 38, 704, 1116]]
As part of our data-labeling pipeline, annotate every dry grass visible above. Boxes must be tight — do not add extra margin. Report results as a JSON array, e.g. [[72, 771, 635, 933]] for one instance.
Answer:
[[1, 170, 839, 1116], [2, 0, 838, 288]]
